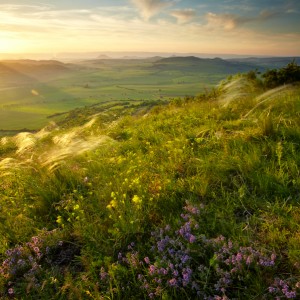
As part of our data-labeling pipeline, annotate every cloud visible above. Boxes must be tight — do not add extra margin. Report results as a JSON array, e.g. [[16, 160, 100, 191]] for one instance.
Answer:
[[205, 9, 281, 31], [130, 0, 172, 20], [170, 9, 196, 24], [0, 4, 53, 14], [205, 12, 243, 30]]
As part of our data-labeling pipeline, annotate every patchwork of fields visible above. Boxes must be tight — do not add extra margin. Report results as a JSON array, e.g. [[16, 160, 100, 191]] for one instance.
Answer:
[[0, 56, 258, 132]]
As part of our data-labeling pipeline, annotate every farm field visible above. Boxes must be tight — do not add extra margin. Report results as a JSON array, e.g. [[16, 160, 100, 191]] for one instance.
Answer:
[[0, 56, 266, 132]]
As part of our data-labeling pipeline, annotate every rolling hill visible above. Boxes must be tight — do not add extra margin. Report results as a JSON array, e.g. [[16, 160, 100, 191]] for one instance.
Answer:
[[0, 56, 298, 134]]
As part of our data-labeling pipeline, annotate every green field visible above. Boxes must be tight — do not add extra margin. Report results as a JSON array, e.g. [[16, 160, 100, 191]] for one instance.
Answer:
[[0, 57, 256, 131]]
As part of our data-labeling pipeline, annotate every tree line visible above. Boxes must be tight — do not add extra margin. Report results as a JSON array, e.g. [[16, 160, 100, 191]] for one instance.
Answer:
[[247, 60, 300, 88]]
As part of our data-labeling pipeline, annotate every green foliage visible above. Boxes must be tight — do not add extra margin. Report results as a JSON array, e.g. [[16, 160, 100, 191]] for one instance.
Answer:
[[262, 60, 300, 88]]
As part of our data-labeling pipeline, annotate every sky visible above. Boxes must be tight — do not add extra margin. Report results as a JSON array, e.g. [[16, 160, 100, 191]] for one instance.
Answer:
[[0, 0, 299, 56]]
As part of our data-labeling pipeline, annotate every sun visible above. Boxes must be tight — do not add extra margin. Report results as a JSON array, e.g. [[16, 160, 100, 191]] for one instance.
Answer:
[[0, 37, 26, 53]]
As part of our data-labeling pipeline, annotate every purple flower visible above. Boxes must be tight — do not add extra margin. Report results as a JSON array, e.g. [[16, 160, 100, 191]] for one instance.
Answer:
[[246, 256, 252, 265], [189, 235, 196, 243], [149, 265, 156, 275], [182, 267, 192, 285], [169, 278, 178, 287], [100, 267, 108, 281], [236, 252, 242, 262], [165, 225, 171, 231], [144, 257, 150, 264], [137, 274, 143, 281], [285, 291, 296, 299], [181, 254, 190, 264]]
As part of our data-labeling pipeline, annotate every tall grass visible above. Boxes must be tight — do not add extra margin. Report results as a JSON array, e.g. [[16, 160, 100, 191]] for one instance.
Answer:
[[0, 77, 299, 299]]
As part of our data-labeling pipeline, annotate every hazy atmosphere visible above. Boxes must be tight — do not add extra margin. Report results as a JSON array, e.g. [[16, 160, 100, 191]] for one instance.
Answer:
[[1, 1, 300, 299], [0, 0, 300, 56]]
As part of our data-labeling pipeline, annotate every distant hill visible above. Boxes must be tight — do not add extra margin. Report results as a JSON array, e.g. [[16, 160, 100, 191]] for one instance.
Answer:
[[97, 54, 111, 59], [0, 60, 75, 85], [153, 56, 259, 74], [228, 57, 300, 68], [1, 59, 71, 73]]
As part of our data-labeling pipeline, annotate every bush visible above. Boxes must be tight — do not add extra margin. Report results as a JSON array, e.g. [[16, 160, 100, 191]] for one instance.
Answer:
[[262, 61, 300, 88]]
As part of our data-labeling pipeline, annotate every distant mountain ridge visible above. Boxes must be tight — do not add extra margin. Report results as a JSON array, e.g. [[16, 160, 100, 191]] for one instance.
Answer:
[[0, 60, 77, 86], [228, 57, 300, 68], [153, 56, 258, 74]]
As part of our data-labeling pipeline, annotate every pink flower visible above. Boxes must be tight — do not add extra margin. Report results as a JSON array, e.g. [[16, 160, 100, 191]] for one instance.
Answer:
[[8, 288, 14, 295]]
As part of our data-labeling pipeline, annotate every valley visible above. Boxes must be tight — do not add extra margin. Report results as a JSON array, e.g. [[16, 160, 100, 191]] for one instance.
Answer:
[[1, 56, 298, 133]]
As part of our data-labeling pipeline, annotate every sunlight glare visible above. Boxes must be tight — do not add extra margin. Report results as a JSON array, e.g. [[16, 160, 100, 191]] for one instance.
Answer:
[[0, 37, 25, 53]]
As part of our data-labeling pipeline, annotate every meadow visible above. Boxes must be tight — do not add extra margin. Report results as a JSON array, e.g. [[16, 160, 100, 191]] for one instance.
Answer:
[[0, 63, 299, 299], [0, 56, 260, 133]]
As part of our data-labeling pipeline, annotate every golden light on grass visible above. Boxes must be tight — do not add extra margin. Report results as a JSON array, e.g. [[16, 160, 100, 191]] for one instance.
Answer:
[[31, 89, 39, 96]]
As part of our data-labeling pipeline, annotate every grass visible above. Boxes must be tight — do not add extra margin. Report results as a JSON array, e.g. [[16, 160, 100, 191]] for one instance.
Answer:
[[0, 58, 247, 131], [0, 74, 299, 299]]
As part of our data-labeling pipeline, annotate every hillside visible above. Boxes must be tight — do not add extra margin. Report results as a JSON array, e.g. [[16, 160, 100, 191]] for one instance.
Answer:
[[0, 60, 75, 86], [0, 74, 299, 299], [0, 57, 255, 133], [228, 56, 300, 68], [1, 57, 297, 134], [153, 56, 258, 73]]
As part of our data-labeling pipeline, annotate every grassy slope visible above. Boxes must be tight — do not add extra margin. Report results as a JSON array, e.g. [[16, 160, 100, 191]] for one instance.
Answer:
[[0, 76, 299, 299], [0, 58, 257, 132]]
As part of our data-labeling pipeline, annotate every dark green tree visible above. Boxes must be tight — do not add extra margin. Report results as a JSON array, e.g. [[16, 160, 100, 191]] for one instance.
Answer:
[[262, 60, 300, 88]]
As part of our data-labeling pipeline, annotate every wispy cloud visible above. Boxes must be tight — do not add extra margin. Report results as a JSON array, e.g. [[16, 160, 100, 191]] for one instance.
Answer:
[[0, 4, 53, 11], [205, 9, 280, 31], [130, 0, 173, 20], [205, 12, 243, 30], [0, 2, 299, 56], [170, 9, 196, 24]]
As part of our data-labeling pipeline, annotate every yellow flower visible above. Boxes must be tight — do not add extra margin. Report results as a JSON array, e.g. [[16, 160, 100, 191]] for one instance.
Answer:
[[56, 216, 63, 224], [111, 199, 117, 207], [132, 195, 142, 205]]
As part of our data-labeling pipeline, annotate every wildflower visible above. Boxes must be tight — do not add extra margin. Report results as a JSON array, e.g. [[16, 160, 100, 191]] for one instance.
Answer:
[[169, 278, 178, 287], [285, 291, 296, 298], [31, 237, 39, 244], [144, 257, 150, 264], [246, 255, 252, 265], [236, 252, 242, 262], [110, 199, 117, 208], [100, 267, 108, 281], [8, 288, 14, 295], [118, 252, 123, 261], [33, 247, 40, 254], [189, 235, 196, 243], [149, 265, 156, 275], [132, 195, 142, 206], [137, 274, 144, 281]]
